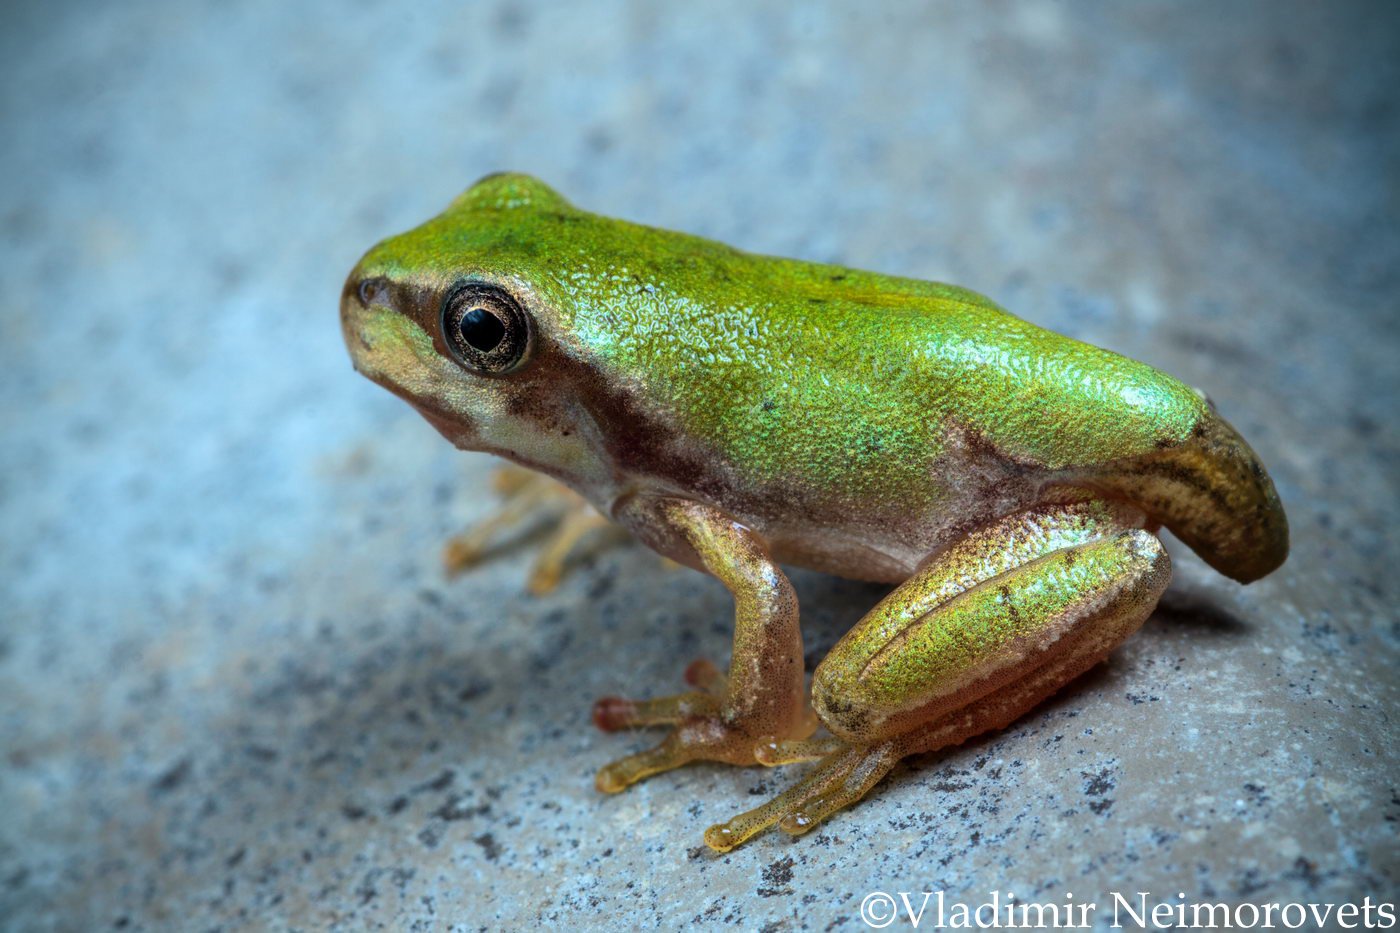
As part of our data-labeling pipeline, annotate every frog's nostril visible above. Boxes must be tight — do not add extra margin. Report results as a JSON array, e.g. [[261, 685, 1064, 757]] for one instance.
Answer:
[[357, 276, 389, 308]]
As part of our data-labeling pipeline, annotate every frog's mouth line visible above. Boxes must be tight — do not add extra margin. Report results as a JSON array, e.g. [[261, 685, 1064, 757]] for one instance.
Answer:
[[355, 356, 490, 453], [342, 299, 480, 439]]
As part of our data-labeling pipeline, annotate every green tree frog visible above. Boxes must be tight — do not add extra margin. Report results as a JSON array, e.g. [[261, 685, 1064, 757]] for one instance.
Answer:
[[340, 174, 1288, 851]]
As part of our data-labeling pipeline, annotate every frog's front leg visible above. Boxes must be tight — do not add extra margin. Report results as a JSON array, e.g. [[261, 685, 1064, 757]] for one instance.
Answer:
[[443, 464, 615, 593], [704, 495, 1172, 851], [592, 497, 812, 792]]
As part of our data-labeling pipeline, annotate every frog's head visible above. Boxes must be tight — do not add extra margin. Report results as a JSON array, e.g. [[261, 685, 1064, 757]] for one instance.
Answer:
[[340, 173, 615, 488]]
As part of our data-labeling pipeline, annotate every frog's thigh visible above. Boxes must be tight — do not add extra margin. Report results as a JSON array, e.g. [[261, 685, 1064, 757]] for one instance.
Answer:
[[816, 528, 1171, 749], [593, 497, 810, 793]]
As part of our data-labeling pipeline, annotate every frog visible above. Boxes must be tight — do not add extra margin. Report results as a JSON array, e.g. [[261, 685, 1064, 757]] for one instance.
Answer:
[[340, 173, 1288, 851]]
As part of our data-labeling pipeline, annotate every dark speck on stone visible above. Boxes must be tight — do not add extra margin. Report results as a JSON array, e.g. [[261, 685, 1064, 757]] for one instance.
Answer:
[[1082, 764, 1118, 815], [150, 758, 192, 795], [430, 796, 489, 822], [415, 770, 456, 794], [757, 856, 795, 897], [1288, 857, 1325, 890], [473, 833, 502, 862]]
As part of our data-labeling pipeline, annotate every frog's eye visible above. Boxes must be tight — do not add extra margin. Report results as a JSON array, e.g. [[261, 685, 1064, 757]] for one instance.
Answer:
[[440, 282, 533, 375]]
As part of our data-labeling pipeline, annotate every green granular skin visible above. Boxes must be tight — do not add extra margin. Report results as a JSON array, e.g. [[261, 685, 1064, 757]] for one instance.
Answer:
[[361, 174, 1207, 500]]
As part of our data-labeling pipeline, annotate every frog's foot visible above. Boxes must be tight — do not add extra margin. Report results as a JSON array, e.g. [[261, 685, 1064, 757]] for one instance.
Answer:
[[703, 497, 1174, 850], [704, 739, 900, 851], [442, 464, 612, 593], [592, 659, 816, 793]]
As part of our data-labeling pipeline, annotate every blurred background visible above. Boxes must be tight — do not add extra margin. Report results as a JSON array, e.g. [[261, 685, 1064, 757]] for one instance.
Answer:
[[2, 1, 1397, 928]]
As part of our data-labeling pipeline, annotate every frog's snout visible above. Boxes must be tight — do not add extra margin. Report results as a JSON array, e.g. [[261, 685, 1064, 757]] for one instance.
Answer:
[[342, 309, 374, 357], [340, 270, 392, 364], [340, 290, 369, 366]]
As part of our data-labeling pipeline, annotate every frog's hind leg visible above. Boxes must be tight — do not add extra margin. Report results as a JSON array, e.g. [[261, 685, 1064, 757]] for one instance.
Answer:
[[443, 464, 613, 593], [704, 496, 1172, 851]]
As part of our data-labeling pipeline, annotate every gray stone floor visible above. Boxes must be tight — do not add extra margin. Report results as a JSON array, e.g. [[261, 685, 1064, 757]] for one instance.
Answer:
[[3, 1, 1397, 929]]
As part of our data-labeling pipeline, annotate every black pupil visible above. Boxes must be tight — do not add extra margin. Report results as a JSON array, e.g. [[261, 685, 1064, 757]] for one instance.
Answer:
[[458, 307, 505, 352]]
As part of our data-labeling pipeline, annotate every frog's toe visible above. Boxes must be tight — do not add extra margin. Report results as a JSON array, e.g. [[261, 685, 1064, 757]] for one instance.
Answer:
[[594, 707, 818, 794], [753, 735, 844, 766], [590, 655, 735, 732], [682, 657, 727, 694], [703, 741, 902, 852], [525, 504, 615, 594], [442, 536, 486, 573], [595, 729, 699, 793], [595, 713, 762, 793], [591, 691, 720, 732]]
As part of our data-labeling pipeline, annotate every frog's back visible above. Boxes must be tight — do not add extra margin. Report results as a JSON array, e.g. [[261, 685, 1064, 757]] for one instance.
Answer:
[[798, 267, 1211, 474], [414, 175, 1203, 478], [766, 262, 1286, 584], [587, 238, 1213, 488]]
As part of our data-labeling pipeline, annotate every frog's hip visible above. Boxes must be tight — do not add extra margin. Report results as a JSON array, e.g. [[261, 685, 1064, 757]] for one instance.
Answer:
[[756, 484, 1063, 584]]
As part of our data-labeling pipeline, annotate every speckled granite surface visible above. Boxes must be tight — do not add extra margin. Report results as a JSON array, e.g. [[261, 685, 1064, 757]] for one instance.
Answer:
[[3, 2, 1397, 929]]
